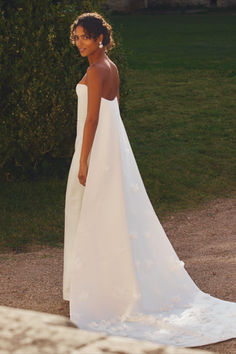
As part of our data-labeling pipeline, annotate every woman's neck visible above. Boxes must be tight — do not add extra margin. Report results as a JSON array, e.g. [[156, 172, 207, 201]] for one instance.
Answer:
[[88, 49, 107, 66]]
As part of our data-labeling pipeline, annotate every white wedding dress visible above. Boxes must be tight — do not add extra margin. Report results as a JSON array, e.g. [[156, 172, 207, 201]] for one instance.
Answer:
[[63, 82, 236, 347]]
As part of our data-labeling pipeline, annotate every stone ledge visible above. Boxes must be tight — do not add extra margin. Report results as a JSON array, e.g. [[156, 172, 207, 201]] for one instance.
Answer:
[[0, 305, 213, 353]]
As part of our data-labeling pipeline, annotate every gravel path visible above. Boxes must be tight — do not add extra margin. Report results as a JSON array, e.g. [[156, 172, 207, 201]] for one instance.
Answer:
[[0, 196, 235, 353]]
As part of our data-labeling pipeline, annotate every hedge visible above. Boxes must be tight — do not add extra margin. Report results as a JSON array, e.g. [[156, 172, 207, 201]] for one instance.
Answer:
[[0, 0, 129, 180]]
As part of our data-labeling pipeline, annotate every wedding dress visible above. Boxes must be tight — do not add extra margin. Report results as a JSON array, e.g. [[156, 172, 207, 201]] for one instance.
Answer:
[[63, 82, 236, 347]]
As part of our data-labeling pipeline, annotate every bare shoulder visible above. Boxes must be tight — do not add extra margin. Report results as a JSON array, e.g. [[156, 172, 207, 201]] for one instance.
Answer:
[[109, 59, 119, 75], [86, 62, 107, 82]]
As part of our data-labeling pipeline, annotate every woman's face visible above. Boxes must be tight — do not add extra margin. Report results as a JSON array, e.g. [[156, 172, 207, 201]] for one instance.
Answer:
[[73, 25, 101, 57]]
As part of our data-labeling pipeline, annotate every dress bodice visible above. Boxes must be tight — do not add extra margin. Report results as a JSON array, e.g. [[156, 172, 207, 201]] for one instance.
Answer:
[[75, 84, 88, 151], [75, 83, 118, 152]]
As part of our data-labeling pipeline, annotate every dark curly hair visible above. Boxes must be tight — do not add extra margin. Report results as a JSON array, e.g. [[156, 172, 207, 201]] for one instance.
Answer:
[[70, 12, 115, 52]]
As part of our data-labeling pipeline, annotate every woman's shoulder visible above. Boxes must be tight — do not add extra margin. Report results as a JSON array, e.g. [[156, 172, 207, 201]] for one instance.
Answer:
[[86, 58, 119, 86], [86, 64, 111, 90], [86, 62, 107, 75], [87, 57, 118, 72], [86, 63, 107, 83], [107, 58, 119, 74]]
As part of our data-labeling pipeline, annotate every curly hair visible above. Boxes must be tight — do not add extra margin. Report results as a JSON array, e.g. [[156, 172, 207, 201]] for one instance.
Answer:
[[70, 12, 115, 52]]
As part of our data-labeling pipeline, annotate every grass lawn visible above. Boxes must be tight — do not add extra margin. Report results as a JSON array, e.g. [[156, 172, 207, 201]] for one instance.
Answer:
[[1, 12, 236, 252], [111, 12, 236, 212]]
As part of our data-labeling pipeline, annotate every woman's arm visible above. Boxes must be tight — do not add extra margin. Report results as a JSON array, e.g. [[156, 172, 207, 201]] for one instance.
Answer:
[[78, 64, 104, 186]]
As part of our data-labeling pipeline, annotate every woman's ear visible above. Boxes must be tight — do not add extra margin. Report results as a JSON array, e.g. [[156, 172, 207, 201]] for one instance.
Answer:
[[99, 33, 103, 44]]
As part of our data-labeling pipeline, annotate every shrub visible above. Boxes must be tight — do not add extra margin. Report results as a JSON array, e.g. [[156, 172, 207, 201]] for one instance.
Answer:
[[0, 0, 128, 180]]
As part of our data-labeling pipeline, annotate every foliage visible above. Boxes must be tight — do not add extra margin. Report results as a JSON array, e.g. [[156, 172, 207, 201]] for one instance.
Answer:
[[0, 0, 128, 180]]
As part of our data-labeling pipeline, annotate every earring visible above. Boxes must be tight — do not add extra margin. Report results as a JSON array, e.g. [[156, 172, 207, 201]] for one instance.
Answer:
[[99, 41, 103, 48]]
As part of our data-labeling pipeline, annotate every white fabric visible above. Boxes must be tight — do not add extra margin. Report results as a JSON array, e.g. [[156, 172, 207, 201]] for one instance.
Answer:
[[63, 83, 236, 347]]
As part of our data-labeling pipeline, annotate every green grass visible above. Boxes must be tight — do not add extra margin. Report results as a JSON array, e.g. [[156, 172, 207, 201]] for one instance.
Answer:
[[111, 12, 236, 213], [111, 13, 236, 71], [121, 69, 236, 214], [1, 12, 236, 252], [0, 178, 66, 252]]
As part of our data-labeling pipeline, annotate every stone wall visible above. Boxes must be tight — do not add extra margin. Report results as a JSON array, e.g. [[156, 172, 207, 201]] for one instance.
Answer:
[[0, 305, 213, 354]]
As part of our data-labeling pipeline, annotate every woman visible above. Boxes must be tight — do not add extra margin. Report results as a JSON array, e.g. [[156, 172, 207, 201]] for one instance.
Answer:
[[63, 12, 236, 348]]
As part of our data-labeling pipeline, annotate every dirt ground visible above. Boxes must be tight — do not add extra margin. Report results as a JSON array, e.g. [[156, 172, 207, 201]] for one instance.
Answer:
[[0, 196, 235, 353]]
